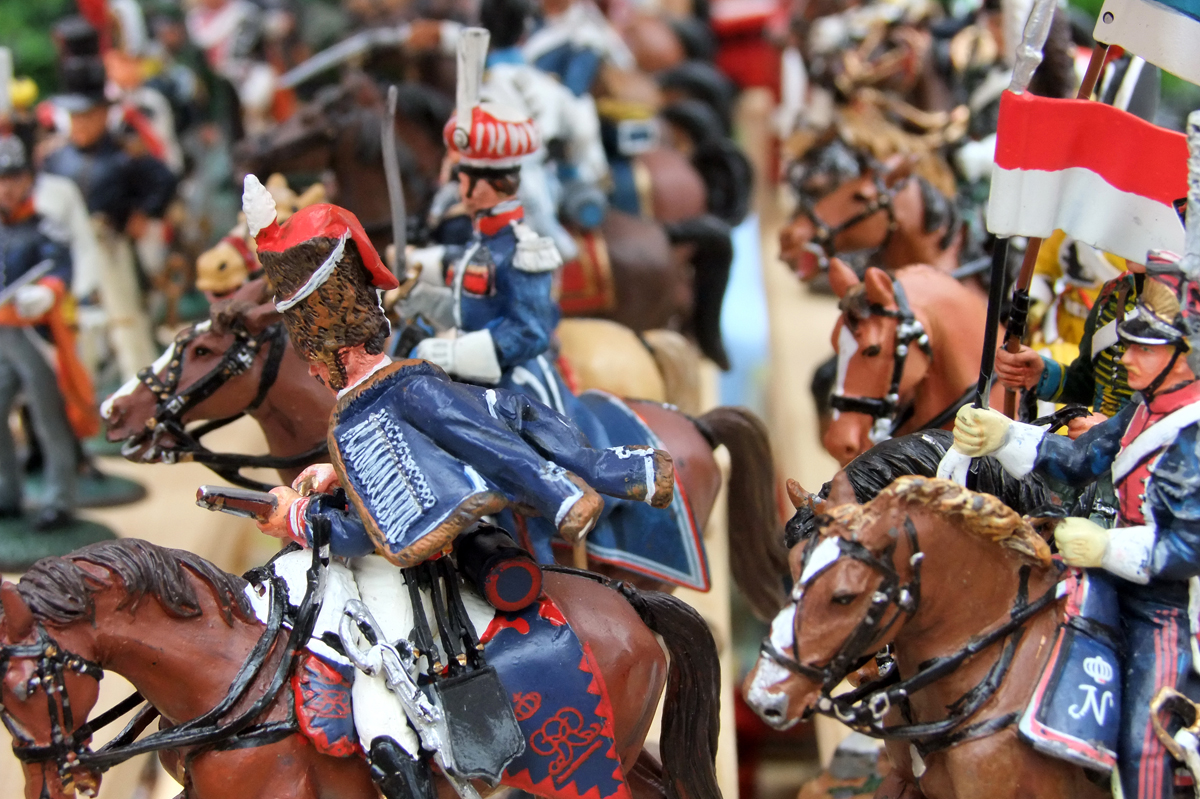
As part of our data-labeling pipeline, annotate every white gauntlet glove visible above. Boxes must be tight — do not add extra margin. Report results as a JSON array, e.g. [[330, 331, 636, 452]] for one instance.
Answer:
[[15, 284, 55, 319], [951, 405, 1012, 456], [415, 329, 503, 384]]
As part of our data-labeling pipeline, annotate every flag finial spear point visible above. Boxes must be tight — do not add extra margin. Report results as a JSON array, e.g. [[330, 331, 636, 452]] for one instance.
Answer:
[[1182, 110, 1200, 280], [1009, 0, 1057, 94]]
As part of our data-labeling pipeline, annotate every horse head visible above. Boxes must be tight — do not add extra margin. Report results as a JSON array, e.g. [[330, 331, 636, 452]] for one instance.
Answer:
[[822, 260, 933, 465], [780, 153, 917, 280], [101, 279, 288, 462], [745, 471, 908, 729], [0, 581, 103, 799], [746, 475, 1054, 736], [780, 144, 966, 281]]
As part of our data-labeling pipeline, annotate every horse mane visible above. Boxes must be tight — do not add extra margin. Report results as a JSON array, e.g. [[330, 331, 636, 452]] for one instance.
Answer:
[[785, 429, 1060, 547], [16, 539, 254, 628], [881, 475, 1051, 567]]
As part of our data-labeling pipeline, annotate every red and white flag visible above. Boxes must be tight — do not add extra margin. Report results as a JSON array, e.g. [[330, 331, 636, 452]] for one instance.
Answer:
[[987, 90, 1188, 263]]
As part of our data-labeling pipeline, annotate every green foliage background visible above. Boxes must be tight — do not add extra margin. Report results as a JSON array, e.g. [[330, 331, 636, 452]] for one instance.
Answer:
[[0, 0, 73, 97]]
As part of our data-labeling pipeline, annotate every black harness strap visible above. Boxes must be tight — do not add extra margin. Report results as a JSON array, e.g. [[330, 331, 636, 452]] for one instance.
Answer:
[[797, 169, 910, 273]]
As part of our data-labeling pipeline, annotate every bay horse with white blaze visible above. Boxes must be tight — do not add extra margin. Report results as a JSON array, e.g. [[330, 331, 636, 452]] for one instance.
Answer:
[[0, 539, 719, 799], [743, 475, 1106, 799], [823, 259, 1003, 466]]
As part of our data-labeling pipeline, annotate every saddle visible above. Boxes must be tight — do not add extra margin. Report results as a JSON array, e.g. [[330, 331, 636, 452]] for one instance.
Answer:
[[1017, 567, 1124, 772]]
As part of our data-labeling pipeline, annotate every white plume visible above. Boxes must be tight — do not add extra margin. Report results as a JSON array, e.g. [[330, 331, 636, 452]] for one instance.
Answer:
[[242, 174, 278, 237]]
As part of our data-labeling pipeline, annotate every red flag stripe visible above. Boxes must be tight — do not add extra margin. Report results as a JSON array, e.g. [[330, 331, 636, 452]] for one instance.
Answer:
[[993, 91, 1187, 206]]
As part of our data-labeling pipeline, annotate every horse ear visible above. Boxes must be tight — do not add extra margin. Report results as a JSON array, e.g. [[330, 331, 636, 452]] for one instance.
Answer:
[[786, 478, 815, 511], [863, 267, 896, 310], [244, 302, 283, 336], [828, 258, 860, 299], [827, 471, 858, 507], [0, 582, 34, 641], [882, 154, 917, 188]]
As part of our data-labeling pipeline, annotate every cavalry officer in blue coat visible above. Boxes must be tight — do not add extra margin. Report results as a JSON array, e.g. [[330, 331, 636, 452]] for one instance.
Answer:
[[953, 261, 1200, 798], [240, 172, 672, 799], [409, 34, 585, 424]]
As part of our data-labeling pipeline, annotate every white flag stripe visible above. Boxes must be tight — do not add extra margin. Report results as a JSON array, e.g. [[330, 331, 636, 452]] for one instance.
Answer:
[[988, 165, 1186, 262], [1094, 0, 1200, 87]]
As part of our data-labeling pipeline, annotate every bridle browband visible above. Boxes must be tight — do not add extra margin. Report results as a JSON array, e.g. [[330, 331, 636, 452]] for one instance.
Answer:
[[128, 320, 327, 490], [760, 517, 1061, 755], [0, 522, 332, 788]]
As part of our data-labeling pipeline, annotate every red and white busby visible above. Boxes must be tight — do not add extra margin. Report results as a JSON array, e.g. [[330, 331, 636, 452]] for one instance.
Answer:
[[243, 173, 398, 388], [444, 28, 538, 170]]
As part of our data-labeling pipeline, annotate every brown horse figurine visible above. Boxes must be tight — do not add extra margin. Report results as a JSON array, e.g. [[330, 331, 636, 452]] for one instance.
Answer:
[[102, 282, 335, 489], [822, 259, 1002, 466], [103, 290, 787, 618], [743, 475, 1106, 799], [0, 539, 720, 799], [780, 155, 968, 290]]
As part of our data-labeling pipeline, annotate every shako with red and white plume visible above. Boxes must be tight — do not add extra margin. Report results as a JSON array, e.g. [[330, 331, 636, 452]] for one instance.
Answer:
[[242, 173, 398, 311], [443, 27, 538, 170]]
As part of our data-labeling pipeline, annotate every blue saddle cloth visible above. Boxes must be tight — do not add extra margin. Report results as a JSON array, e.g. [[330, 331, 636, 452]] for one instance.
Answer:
[[506, 388, 710, 591], [1018, 568, 1123, 772], [482, 594, 631, 799]]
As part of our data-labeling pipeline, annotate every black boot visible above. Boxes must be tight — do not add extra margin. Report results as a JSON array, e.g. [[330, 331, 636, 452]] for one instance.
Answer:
[[367, 737, 437, 799]]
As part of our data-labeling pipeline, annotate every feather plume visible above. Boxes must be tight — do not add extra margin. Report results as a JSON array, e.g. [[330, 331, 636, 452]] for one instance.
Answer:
[[242, 174, 278, 237]]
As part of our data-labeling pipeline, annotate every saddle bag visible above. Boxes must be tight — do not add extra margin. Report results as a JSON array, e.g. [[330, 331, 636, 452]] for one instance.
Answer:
[[1017, 568, 1123, 772], [429, 664, 526, 784]]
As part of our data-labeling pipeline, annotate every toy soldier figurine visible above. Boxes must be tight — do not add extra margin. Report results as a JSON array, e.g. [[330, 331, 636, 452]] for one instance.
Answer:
[[409, 30, 573, 408], [41, 32, 177, 380], [952, 259, 1200, 799], [0, 137, 82, 530], [242, 173, 672, 799], [995, 250, 1144, 435]]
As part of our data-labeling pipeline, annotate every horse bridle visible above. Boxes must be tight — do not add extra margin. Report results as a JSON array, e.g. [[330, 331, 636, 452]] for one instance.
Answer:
[[795, 168, 911, 273], [0, 523, 332, 788], [830, 280, 934, 445], [129, 320, 327, 490], [760, 517, 1061, 755], [0, 626, 107, 795]]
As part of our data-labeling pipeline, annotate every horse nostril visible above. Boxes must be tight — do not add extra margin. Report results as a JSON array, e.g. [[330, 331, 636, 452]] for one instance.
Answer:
[[764, 708, 782, 718]]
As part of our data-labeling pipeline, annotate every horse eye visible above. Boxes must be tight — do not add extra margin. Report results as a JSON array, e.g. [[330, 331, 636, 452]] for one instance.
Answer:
[[193, 346, 212, 358], [852, 192, 870, 203], [862, 345, 882, 357], [832, 592, 858, 606]]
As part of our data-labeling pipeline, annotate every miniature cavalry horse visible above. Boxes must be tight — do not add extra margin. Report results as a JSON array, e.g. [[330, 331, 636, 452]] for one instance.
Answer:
[[823, 258, 1003, 466], [743, 475, 1106, 799], [102, 286, 788, 619], [0, 539, 720, 799], [779, 153, 970, 293]]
